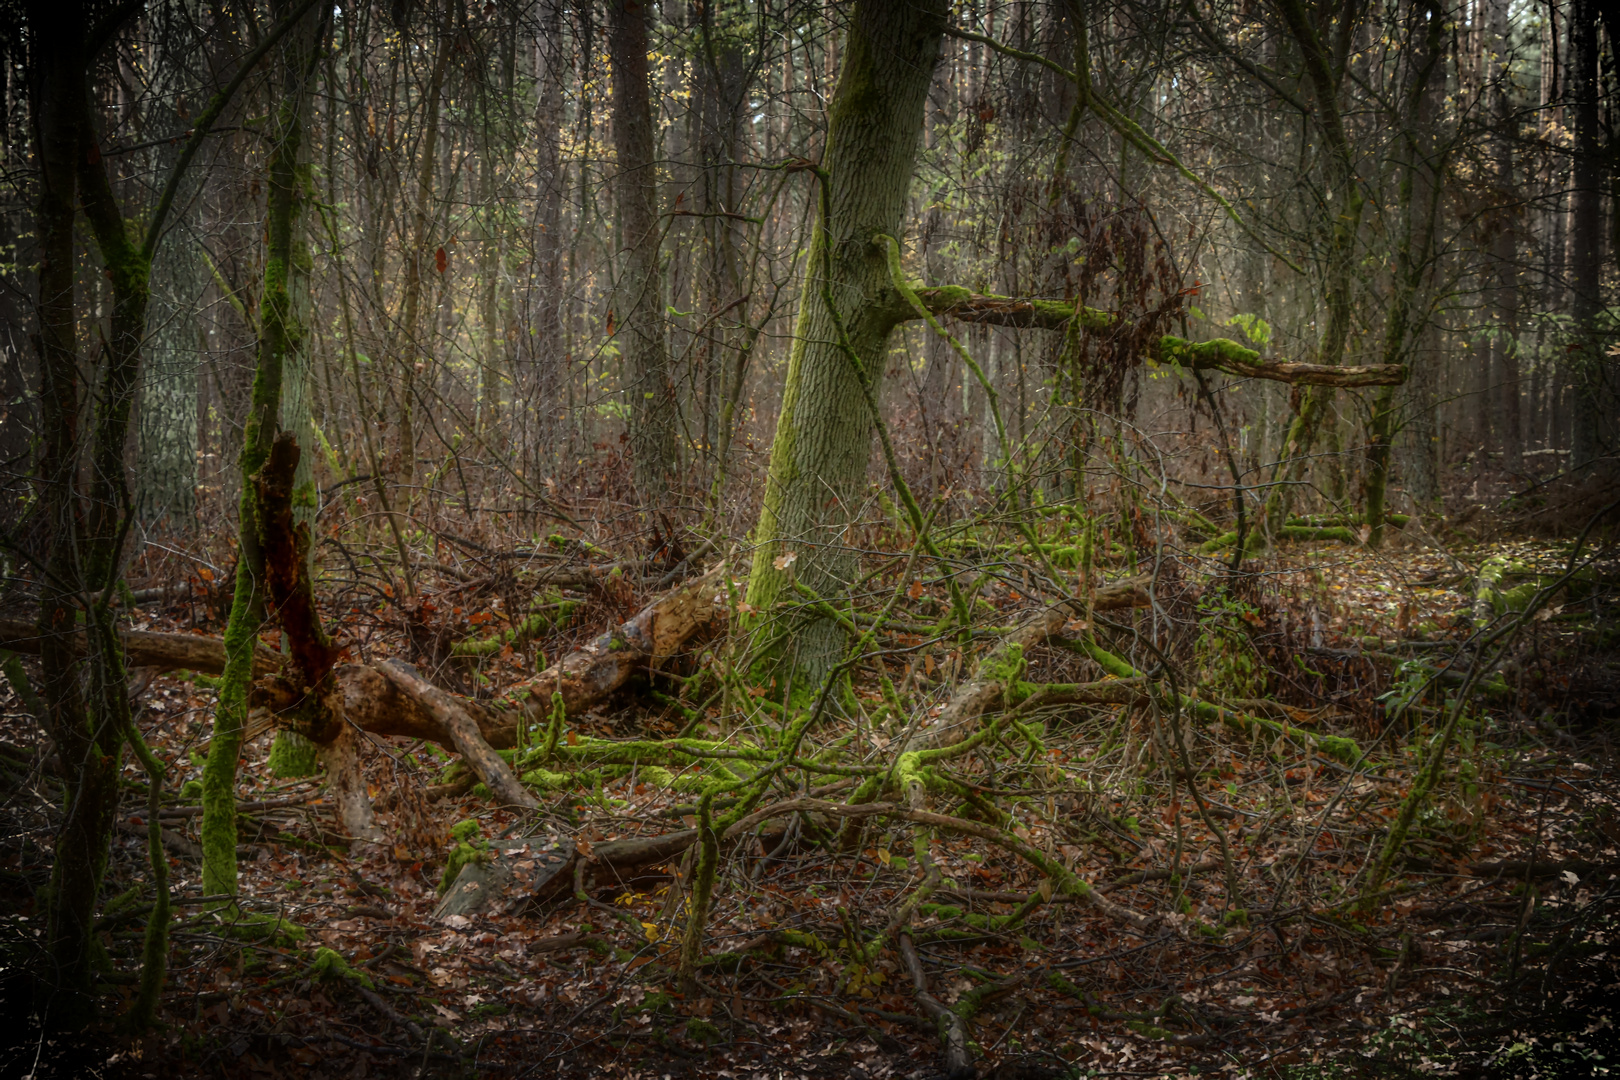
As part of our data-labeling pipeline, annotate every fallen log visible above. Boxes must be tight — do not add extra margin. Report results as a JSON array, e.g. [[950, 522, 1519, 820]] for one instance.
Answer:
[[434, 828, 706, 920], [0, 617, 277, 677], [375, 660, 537, 809], [513, 563, 727, 720]]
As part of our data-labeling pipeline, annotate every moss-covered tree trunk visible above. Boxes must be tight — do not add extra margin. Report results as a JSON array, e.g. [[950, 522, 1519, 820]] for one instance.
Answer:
[[204, 0, 325, 896], [1260, 0, 1366, 539], [743, 0, 946, 682], [608, 0, 679, 495]]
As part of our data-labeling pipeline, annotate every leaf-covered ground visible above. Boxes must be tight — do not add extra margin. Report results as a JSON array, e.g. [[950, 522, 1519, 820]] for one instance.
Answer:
[[2, 529, 1616, 1080]]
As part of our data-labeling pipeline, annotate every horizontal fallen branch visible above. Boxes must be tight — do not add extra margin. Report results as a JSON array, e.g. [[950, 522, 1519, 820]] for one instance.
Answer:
[[1155, 335, 1407, 387], [903, 289, 1406, 387], [0, 617, 278, 676]]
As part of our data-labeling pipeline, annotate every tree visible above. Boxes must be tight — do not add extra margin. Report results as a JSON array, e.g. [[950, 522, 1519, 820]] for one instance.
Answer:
[[1568, 0, 1610, 465], [203, 0, 330, 899], [608, 0, 679, 495], [744, 0, 948, 681]]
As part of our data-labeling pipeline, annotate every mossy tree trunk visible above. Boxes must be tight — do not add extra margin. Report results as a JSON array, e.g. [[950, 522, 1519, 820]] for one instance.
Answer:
[[204, 0, 326, 897], [744, 0, 947, 682], [1260, 0, 1367, 539], [608, 0, 679, 496]]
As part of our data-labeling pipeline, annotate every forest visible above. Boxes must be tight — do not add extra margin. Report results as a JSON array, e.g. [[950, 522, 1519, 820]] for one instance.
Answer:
[[0, 0, 1616, 1076]]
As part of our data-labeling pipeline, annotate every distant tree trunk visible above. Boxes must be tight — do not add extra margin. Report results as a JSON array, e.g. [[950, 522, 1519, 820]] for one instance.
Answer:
[[395, 20, 451, 491], [1365, 0, 1443, 547], [695, 6, 753, 503], [530, 1, 566, 465], [608, 0, 678, 496], [139, 187, 203, 526], [744, 0, 947, 681], [1568, 0, 1608, 465], [1262, 0, 1366, 538], [1487, 0, 1522, 471], [204, 0, 325, 897]]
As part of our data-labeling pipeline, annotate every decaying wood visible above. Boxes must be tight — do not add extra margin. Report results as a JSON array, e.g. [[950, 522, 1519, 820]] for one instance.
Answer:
[[435, 828, 708, 920], [318, 564, 729, 754], [514, 563, 726, 720], [1091, 577, 1152, 611], [255, 433, 344, 694], [376, 659, 538, 809], [901, 606, 1068, 756]]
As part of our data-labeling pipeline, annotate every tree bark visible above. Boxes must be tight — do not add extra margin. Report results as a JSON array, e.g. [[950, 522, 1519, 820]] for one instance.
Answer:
[[1260, 0, 1368, 538], [204, 0, 325, 897], [1568, 0, 1609, 465], [744, 0, 948, 680], [608, 0, 678, 496], [395, 20, 450, 493], [1365, 0, 1444, 547]]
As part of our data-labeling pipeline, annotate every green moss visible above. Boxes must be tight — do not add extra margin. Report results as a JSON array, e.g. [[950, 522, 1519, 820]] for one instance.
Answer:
[[638, 765, 676, 789], [267, 730, 319, 778], [452, 603, 580, 657], [438, 842, 490, 893], [438, 820, 490, 893], [220, 912, 306, 946], [309, 946, 374, 990], [684, 1017, 722, 1044]]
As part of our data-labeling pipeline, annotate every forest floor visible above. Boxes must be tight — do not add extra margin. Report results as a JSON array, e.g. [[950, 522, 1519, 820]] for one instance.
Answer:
[[1, 521, 1617, 1080]]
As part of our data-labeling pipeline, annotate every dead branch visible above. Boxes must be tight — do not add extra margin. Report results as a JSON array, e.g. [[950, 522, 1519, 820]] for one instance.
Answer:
[[375, 659, 537, 809]]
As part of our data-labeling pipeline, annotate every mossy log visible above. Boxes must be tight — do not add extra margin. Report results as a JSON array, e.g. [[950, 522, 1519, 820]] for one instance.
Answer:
[[904, 290, 1407, 388]]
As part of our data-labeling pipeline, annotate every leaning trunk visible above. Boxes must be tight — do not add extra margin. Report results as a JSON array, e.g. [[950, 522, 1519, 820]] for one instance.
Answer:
[[744, 0, 947, 682]]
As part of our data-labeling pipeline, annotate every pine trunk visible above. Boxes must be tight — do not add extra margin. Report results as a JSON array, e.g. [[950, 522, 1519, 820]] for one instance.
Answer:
[[1568, 0, 1608, 464]]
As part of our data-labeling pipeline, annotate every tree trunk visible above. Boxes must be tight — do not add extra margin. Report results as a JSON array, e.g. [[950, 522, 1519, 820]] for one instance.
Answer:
[[1568, 0, 1608, 465], [529, 1, 567, 468], [32, 0, 164, 1026], [1365, 0, 1443, 547], [204, 0, 324, 897], [608, 0, 678, 496], [395, 20, 451, 492], [744, 0, 947, 681], [1261, 0, 1367, 538]]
